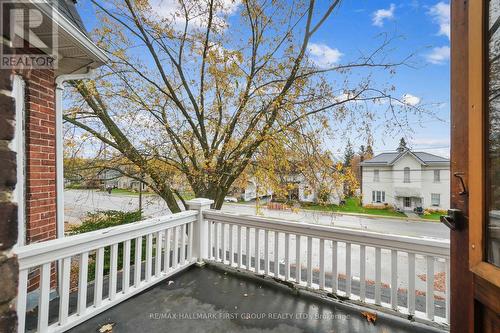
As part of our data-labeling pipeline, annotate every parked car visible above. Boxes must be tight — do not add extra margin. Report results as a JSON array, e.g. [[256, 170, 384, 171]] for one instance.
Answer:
[[224, 196, 238, 203]]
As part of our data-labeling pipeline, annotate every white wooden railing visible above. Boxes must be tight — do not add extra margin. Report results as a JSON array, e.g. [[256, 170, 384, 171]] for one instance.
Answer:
[[15, 210, 199, 333], [15, 198, 450, 332], [202, 210, 451, 324]]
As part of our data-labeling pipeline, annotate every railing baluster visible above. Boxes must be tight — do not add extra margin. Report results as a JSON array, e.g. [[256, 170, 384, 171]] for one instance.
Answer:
[[109, 244, 118, 300], [360, 245, 366, 302], [146, 234, 153, 281], [207, 221, 213, 259], [135, 237, 143, 287], [164, 229, 171, 271], [77, 252, 88, 315], [274, 231, 279, 277], [426, 256, 435, 320], [391, 249, 398, 310], [331, 240, 338, 293], [38, 262, 51, 331], [59, 257, 71, 325], [264, 229, 270, 275], [221, 223, 226, 263], [229, 224, 234, 266], [255, 228, 261, 273], [408, 252, 416, 315], [155, 232, 162, 277], [246, 227, 251, 270], [214, 223, 220, 261], [346, 242, 351, 297], [445, 258, 450, 323], [296, 235, 301, 284], [319, 239, 325, 289], [307, 237, 312, 287], [123, 241, 131, 293], [94, 247, 105, 307], [180, 224, 186, 265], [17, 269, 28, 333], [187, 222, 193, 262], [285, 233, 290, 281], [237, 225, 242, 268], [12, 208, 451, 329], [173, 227, 179, 268], [375, 247, 381, 305]]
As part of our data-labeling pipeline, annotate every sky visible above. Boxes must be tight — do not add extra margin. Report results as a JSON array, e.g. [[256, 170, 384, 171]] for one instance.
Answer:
[[76, 0, 451, 158]]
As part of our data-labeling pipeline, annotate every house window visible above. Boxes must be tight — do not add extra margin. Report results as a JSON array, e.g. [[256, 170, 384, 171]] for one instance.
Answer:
[[372, 190, 385, 203], [373, 169, 380, 182], [433, 169, 440, 182], [403, 167, 410, 183], [431, 193, 440, 206]]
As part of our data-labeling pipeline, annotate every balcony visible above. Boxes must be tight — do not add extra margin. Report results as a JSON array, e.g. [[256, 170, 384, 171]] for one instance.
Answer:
[[15, 199, 449, 333]]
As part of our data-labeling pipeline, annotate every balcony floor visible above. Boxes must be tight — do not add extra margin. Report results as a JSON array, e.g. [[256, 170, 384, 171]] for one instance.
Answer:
[[63, 265, 443, 333]]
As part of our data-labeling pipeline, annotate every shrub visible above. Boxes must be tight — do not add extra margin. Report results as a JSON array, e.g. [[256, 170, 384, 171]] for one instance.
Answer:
[[363, 204, 388, 210], [67, 210, 142, 235], [68, 210, 143, 281], [423, 208, 447, 216]]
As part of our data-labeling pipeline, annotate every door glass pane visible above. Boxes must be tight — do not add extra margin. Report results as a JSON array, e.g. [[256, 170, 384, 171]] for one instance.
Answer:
[[487, 0, 500, 266]]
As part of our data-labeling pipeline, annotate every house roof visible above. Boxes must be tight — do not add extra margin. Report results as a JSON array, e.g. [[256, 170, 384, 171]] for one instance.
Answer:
[[360, 149, 449, 166], [27, 0, 108, 75], [57, 0, 88, 36]]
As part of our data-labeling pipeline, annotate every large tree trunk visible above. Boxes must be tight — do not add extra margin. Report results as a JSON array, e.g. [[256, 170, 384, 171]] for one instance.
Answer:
[[157, 185, 181, 213]]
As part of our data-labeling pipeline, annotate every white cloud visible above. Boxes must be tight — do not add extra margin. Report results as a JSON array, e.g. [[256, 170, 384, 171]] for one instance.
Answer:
[[425, 46, 450, 64], [150, 0, 240, 30], [308, 43, 342, 68], [372, 4, 396, 27], [428, 2, 450, 40], [402, 93, 421, 106]]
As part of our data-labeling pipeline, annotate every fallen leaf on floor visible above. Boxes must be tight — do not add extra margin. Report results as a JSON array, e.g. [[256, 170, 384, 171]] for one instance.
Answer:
[[361, 311, 377, 324], [98, 322, 115, 333], [168, 280, 174, 285], [243, 293, 248, 297]]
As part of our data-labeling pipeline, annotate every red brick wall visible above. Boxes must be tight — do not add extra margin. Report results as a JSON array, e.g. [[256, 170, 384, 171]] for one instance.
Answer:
[[16, 69, 57, 244], [15, 69, 58, 291]]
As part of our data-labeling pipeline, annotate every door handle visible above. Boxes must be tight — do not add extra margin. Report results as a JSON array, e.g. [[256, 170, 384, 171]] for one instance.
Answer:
[[440, 209, 465, 230]]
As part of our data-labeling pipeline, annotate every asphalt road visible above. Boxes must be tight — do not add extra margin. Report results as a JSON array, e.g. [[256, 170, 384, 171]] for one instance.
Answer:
[[65, 189, 449, 240]]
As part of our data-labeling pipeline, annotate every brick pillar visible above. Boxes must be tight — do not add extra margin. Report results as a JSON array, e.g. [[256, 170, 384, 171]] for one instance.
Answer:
[[0, 69, 19, 332], [23, 69, 57, 244]]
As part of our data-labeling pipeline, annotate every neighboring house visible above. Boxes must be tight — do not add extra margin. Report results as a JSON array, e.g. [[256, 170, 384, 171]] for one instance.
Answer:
[[360, 147, 450, 211], [284, 173, 342, 205], [230, 179, 273, 202], [99, 169, 150, 192], [4, 0, 106, 291]]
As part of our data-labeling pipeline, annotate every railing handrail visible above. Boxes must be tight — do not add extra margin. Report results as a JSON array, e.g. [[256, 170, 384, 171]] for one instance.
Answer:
[[203, 210, 450, 258], [15, 210, 198, 270]]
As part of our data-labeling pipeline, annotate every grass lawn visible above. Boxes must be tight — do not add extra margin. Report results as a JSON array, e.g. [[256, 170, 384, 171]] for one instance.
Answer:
[[301, 197, 407, 218], [105, 188, 150, 196], [102, 188, 195, 200]]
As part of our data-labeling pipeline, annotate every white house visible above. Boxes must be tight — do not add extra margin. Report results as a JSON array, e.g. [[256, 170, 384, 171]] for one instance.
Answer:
[[360, 148, 450, 211], [285, 174, 343, 205]]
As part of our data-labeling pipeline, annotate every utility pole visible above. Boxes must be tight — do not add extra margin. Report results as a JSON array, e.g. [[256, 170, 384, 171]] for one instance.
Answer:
[[139, 173, 143, 216]]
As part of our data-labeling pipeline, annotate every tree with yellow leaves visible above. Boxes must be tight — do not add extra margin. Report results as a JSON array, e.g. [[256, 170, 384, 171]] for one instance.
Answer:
[[65, 0, 425, 212]]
